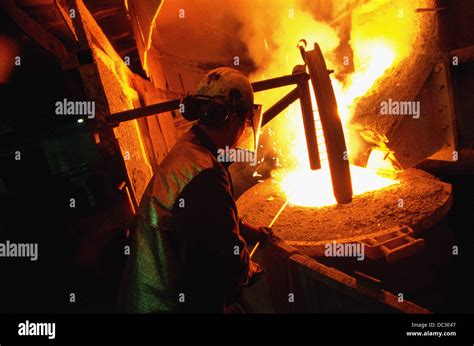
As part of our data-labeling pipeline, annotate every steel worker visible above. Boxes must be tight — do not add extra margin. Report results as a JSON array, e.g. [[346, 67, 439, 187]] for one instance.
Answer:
[[120, 67, 272, 313]]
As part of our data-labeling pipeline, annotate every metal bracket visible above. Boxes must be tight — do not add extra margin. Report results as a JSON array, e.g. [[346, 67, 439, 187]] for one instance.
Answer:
[[426, 61, 458, 161], [358, 226, 425, 263]]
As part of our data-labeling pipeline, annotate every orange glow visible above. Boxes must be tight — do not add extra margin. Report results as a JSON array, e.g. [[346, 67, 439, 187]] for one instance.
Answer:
[[0, 36, 19, 83], [276, 90, 399, 207], [247, 0, 419, 207], [333, 41, 396, 123]]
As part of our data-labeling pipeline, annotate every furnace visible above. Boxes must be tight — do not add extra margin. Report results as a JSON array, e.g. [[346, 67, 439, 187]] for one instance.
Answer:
[[238, 166, 452, 272], [1, 0, 473, 320]]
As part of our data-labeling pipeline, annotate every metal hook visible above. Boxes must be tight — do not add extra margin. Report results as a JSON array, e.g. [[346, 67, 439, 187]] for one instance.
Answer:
[[297, 39, 307, 63], [297, 39, 307, 49]]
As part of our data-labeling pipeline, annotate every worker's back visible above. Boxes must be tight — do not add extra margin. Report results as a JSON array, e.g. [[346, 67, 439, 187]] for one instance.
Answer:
[[119, 125, 249, 313]]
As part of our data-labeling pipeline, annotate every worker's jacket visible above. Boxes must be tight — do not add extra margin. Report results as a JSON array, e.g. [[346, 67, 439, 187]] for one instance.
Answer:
[[119, 125, 251, 313]]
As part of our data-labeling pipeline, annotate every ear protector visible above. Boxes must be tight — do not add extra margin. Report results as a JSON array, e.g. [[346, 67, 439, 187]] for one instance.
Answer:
[[180, 89, 250, 126]]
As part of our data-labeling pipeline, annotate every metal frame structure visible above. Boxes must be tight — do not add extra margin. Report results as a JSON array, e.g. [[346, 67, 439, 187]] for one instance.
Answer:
[[106, 42, 353, 204]]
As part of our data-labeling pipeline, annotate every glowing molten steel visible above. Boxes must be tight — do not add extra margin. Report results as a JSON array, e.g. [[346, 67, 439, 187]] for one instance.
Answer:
[[277, 41, 399, 207], [249, 1, 419, 208]]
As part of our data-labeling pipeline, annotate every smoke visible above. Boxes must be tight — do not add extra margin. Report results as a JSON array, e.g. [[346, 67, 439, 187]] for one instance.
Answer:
[[228, 0, 345, 194], [156, 1, 421, 194], [229, 0, 346, 180], [236, 0, 341, 98], [226, 0, 420, 193]]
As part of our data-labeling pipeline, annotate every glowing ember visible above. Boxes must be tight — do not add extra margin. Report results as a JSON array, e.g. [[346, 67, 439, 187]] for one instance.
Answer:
[[245, 0, 418, 208], [278, 161, 399, 208], [275, 41, 400, 208]]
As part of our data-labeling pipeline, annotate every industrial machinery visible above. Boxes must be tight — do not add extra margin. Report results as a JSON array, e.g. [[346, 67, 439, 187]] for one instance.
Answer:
[[1, 0, 473, 317], [106, 40, 451, 313]]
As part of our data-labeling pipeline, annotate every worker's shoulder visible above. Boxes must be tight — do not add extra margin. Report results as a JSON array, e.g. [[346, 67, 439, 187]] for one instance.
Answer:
[[143, 146, 224, 212], [154, 130, 228, 193], [161, 132, 219, 173]]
